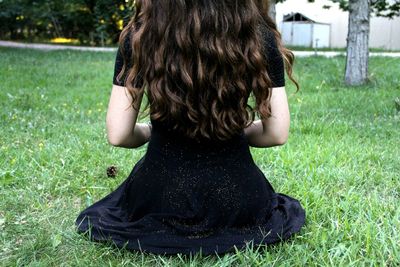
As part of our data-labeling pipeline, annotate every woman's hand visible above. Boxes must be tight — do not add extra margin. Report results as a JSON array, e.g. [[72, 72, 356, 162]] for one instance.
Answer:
[[133, 122, 152, 145]]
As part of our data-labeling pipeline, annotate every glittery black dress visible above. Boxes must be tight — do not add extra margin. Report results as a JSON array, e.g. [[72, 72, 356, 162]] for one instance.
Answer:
[[75, 28, 306, 255]]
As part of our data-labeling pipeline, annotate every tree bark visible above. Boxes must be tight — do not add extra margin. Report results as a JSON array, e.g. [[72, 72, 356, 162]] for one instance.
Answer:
[[345, 0, 370, 86], [268, 0, 277, 22]]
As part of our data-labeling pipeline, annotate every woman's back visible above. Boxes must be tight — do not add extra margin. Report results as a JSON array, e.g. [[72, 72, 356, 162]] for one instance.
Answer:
[[75, 0, 305, 255], [115, 0, 289, 141]]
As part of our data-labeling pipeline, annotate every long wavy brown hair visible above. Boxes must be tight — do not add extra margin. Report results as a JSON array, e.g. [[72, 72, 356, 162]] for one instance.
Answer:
[[117, 0, 299, 141]]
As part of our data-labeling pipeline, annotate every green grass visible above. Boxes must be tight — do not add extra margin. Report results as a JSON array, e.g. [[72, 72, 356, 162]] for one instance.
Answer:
[[286, 45, 400, 53], [0, 47, 399, 266]]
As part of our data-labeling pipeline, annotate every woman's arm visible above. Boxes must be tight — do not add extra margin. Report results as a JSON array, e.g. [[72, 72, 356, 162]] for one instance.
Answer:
[[106, 85, 151, 148], [244, 86, 290, 148]]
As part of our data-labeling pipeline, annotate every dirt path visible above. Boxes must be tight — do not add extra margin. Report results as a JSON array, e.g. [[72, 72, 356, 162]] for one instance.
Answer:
[[0, 40, 116, 52], [1, 40, 400, 57]]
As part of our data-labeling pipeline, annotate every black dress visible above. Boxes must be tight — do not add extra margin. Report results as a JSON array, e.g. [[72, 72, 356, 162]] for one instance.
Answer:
[[75, 28, 306, 256]]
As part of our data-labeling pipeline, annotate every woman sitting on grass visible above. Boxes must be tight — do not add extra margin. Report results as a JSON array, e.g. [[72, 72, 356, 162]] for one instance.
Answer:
[[75, 0, 305, 255]]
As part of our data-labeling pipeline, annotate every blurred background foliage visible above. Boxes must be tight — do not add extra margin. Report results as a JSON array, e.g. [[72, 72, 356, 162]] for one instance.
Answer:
[[0, 0, 135, 46]]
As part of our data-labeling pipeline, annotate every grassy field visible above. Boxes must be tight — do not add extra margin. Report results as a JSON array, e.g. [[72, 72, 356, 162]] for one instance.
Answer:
[[286, 46, 400, 53], [0, 47, 399, 266]]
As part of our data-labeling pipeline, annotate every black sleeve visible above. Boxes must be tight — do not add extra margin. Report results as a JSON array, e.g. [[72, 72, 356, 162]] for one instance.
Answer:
[[261, 28, 286, 87], [112, 47, 126, 86], [112, 35, 144, 87]]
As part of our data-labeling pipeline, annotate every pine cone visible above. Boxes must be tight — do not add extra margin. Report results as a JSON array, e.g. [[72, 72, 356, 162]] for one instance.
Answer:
[[106, 165, 118, 178]]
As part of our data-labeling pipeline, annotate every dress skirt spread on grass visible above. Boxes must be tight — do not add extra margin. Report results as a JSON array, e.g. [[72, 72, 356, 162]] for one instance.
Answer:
[[75, 28, 306, 256], [75, 125, 305, 255]]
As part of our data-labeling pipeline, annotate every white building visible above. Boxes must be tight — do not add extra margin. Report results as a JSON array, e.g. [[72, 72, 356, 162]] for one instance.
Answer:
[[276, 0, 400, 50], [281, 13, 331, 48]]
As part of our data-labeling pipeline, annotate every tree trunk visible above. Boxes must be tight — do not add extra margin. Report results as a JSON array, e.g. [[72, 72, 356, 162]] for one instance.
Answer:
[[268, 0, 277, 22], [345, 0, 370, 86]]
